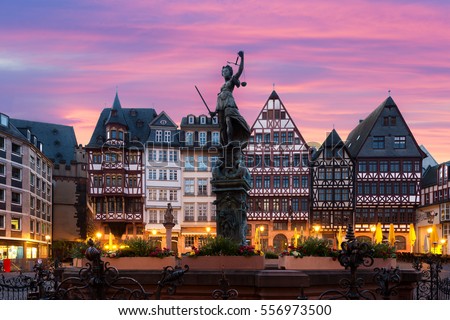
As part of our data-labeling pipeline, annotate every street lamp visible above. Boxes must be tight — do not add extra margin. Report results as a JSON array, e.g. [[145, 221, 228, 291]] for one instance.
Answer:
[[45, 235, 51, 258], [313, 225, 320, 238]]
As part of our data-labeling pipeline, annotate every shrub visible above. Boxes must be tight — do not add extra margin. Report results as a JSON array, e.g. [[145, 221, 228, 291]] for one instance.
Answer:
[[371, 242, 397, 260], [70, 240, 91, 258], [264, 251, 279, 259], [185, 236, 262, 257], [281, 237, 338, 258], [109, 238, 174, 258]]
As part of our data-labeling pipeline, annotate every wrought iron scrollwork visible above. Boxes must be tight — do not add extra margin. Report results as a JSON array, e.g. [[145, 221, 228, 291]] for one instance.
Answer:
[[53, 239, 188, 300], [212, 270, 238, 300], [414, 254, 445, 300], [373, 267, 401, 299], [320, 224, 376, 300]]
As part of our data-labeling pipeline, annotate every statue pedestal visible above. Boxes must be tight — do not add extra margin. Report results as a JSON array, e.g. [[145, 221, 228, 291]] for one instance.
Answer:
[[163, 222, 175, 250], [211, 177, 250, 245]]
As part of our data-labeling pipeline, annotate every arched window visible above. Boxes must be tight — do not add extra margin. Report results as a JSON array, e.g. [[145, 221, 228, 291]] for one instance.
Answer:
[[273, 234, 288, 254], [356, 236, 371, 243], [395, 235, 406, 250]]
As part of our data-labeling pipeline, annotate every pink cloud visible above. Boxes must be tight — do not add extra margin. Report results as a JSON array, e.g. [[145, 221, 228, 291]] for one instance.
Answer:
[[1, 0, 450, 163]]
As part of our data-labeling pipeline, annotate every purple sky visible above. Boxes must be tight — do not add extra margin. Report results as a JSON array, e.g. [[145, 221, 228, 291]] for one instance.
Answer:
[[1, 0, 450, 162]]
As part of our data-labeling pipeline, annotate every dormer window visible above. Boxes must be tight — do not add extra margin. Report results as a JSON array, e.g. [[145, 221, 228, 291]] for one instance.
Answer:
[[200, 116, 206, 124], [118, 131, 124, 140], [188, 116, 195, 124], [212, 116, 218, 124], [111, 130, 117, 139], [0, 114, 9, 127]]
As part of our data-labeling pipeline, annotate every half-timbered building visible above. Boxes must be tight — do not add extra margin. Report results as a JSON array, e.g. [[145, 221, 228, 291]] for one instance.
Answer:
[[85, 93, 156, 242], [245, 91, 310, 253], [346, 96, 425, 250], [310, 129, 355, 244], [418, 161, 450, 254]]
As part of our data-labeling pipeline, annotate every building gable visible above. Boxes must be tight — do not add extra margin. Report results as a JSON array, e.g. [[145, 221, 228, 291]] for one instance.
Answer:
[[249, 90, 308, 151], [347, 96, 424, 159]]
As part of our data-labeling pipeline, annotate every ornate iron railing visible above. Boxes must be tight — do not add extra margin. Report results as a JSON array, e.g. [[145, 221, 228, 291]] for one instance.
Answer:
[[53, 239, 188, 300], [319, 224, 401, 300]]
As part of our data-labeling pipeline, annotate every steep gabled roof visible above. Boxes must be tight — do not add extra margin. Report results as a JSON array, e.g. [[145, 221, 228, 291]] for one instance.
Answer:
[[105, 93, 128, 127], [249, 90, 309, 149], [149, 111, 177, 128], [346, 96, 425, 158], [346, 97, 391, 157], [420, 145, 438, 171], [10, 119, 78, 163], [147, 112, 180, 146], [86, 94, 157, 148], [312, 129, 346, 161]]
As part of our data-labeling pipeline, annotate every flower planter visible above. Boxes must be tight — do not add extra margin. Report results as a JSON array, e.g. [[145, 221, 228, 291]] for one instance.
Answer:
[[181, 255, 265, 270], [102, 256, 176, 270], [279, 256, 396, 270]]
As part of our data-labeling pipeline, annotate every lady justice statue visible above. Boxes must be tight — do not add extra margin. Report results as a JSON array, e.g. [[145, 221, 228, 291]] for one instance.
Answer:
[[210, 50, 251, 147], [207, 51, 252, 245]]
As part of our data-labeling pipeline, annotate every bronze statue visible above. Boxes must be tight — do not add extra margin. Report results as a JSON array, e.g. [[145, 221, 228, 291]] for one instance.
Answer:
[[210, 51, 251, 147]]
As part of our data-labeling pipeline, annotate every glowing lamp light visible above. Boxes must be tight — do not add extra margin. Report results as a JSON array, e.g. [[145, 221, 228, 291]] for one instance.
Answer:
[[370, 225, 376, 233], [151, 229, 157, 235], [206, 227, 211, 233], [96, 232, 102, 239], [313, 225, 320, 233], [259, 226, 265, 232]]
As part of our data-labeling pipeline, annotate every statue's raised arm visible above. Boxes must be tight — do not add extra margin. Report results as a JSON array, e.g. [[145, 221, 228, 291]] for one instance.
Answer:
[[234, 51, 244, 80]]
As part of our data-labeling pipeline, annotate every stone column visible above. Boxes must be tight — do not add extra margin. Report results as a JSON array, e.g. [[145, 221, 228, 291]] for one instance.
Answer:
[[163, 203, 175, 250], [162, 222, 175, 250], [211, 145, 251, 245]]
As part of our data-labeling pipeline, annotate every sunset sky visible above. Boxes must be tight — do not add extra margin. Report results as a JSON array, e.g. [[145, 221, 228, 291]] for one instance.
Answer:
[[1, 0, 449, 162]]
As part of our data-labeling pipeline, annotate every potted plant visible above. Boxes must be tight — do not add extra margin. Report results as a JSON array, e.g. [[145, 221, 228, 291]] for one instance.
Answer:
[[279, 237, 340, 270], [279, 237, 397, 270], [181, 236, 265, 270], [70, 240, 91, 267], [102, 238, 176, 270]]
